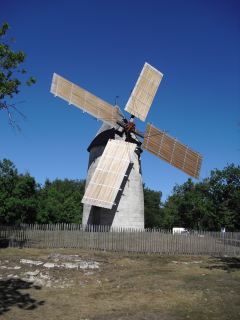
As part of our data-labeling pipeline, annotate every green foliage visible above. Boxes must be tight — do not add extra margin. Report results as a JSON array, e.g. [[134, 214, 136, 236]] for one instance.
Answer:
[[37, 179, 85, 224], [0, 22, 36, 119], [144, 185, 163, 228], [0, 159, 239, 231], [207, 164, 240, 230], [162, 164, 240, 231], [162, 179, 215, 230], [0, 159, 38, 224], [0, 159, 85, 225]]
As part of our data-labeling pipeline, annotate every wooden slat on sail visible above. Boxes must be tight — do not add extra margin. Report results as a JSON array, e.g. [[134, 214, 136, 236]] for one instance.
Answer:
[[143, 124, 202, 178], [124, 63, 163, 121], [82, 140, 136, 209], [50, 73, 122, 127]]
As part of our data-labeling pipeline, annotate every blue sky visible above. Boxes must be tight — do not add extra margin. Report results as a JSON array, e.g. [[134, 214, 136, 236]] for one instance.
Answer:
[[1, 0, 239, 201]]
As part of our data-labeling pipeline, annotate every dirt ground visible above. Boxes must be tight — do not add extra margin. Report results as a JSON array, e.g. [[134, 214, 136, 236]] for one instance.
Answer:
[[0, 248, 240, 320]]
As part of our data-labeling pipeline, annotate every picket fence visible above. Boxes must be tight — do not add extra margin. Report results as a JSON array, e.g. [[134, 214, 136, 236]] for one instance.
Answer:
[[0, 224, 240, 256]]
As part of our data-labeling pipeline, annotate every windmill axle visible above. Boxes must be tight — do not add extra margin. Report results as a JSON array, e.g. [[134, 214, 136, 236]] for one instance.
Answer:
[[116, 120, 144, 139]]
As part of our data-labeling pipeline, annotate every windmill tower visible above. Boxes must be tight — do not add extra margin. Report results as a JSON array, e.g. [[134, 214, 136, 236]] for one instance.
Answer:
[[50, 63, 202, 228], [82, 122, 144, 228]]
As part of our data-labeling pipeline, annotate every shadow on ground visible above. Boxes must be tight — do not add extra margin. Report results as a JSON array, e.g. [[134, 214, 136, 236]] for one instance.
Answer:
[[0, 236, 27, 248], [0, 278, 45, 315], [0, 237, 10, 248], [205, 257, 240, 272]]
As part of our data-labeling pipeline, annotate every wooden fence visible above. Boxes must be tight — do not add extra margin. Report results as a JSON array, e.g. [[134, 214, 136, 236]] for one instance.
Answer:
[[0, 224, 240, 256]]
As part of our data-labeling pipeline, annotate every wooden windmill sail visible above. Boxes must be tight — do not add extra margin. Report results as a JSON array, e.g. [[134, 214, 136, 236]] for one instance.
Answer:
[[50, 62, 202, 227]]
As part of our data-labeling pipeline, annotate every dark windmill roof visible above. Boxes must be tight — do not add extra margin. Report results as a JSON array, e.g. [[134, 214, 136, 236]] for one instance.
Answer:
[[87, 128, 115, 152], [87, 127, 143, 157]]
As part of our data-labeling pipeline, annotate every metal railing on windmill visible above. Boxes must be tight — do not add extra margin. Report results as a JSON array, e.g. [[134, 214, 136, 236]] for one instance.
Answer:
[[50, 62, 203, 230]]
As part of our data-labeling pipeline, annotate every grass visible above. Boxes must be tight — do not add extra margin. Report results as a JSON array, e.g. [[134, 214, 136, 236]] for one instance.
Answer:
[[0, 248, 240, 320]]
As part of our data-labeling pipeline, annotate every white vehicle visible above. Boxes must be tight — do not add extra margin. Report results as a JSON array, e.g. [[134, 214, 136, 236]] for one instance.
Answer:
[[172, 227, 189, 234]]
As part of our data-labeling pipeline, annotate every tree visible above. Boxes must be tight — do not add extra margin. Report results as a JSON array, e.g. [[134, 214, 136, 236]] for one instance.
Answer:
[[0, 22, 36, 128], [162, 179, 215, 230], [37, 179, 85, 224], [0, 159, 38, 224], [144, 185, 163, 228], [0, 158, 238, 230], [162, 164, 240, 231], [207, 164, 240, 230]]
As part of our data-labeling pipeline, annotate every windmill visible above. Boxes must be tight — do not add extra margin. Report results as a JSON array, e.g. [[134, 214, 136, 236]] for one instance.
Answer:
[[50, 63, 202, 228]]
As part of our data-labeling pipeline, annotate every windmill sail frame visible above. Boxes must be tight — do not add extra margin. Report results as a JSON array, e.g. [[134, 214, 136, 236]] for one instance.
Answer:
[[82, 139, 136, 209], [143, 123, 202, 179], [124, 63, 163, 121], [51, 73, 122, 128]]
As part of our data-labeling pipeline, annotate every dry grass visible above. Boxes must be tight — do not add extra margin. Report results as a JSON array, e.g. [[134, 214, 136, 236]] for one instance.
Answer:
[[0, 248, 240, 320]]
